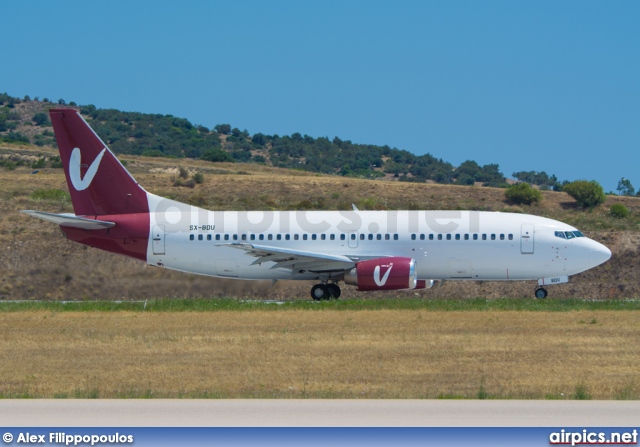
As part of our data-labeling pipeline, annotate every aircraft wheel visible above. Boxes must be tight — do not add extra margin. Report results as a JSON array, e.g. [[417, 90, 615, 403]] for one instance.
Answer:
[[311, 284, 330, 301], [327, 284, 341, 299], [534, 287, 548, 299]]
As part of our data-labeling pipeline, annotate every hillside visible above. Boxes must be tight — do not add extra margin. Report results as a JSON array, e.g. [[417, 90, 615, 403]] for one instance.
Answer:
[[1, 142, 638, 301], [1, 93, 523, 187]]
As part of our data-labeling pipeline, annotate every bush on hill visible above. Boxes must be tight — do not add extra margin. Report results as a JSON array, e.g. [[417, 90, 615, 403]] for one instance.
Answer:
[[563, 180, 606, 209], [504, 182, 542, 205]]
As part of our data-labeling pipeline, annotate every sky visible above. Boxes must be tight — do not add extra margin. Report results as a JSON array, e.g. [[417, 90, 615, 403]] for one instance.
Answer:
[[3, 1, 639, 193]]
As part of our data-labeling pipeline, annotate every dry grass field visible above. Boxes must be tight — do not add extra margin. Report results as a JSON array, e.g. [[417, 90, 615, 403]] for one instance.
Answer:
[[1, 144, 640, 400], [1, 308, 639, 399]]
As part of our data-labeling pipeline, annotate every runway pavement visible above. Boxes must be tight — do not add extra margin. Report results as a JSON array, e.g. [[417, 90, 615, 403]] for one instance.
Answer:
[[1, 400, 639, 427]]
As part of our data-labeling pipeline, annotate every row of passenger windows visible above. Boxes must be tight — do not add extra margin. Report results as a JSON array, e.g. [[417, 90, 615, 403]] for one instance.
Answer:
[[187, 233, 514, 241], [412, 233, 514, 241], [189, 233, 401, 241]]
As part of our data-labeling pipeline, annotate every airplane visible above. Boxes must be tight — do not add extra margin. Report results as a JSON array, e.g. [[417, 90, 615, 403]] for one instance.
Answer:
[[22, 108, 611, 300]]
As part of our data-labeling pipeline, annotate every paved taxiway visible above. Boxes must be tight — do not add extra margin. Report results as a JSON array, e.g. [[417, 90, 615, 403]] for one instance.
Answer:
[[1, 400, 639, 426]]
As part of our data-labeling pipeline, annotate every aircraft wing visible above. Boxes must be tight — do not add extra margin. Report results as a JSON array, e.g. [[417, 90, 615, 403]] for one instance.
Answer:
[[218, 243, 356, 272], [21, 210, 116, 230]]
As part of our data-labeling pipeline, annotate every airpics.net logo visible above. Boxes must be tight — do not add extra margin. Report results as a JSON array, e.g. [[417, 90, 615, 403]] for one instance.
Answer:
[[69, 147, 106, 191], [549, 429, 638, 446]]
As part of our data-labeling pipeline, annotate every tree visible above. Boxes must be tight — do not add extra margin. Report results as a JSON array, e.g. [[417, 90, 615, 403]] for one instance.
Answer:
[[505, 182, 542, 205], [32, 112, 49, 126], [563, 180, 606, 209], [617, 178, 635, 196], [201, 148, 233, 163], [214, 124, 231, 135]]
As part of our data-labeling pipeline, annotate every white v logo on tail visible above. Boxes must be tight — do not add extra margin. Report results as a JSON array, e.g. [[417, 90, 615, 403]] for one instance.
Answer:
[[374, 263, 393, 286], [69, 147, 106, 191]]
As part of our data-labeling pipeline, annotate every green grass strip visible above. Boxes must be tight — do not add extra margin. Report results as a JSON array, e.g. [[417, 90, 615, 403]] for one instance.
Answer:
[[0, 297, 639, 312]]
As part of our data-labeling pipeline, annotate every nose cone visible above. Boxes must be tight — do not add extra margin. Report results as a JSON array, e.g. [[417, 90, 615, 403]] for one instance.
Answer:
[[590, 240, 612, 267]]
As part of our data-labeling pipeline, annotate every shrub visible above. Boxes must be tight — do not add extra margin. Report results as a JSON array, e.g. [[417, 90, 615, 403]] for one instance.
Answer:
[[504, 183, 542, 205], [563, 180, 606, 209], [32, 112, 49, 126], [610, 203, 629, 219], [201, 148, 233, 163], [192, 172, 204, 184]]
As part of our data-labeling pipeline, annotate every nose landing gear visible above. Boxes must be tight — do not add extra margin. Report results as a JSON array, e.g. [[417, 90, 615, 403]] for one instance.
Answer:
[[310, 282, 341, 300], [534, 287, 548, 299]]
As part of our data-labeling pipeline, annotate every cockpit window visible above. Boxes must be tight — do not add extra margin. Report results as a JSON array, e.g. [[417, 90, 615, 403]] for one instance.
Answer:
[[555, 230, 585, 239]]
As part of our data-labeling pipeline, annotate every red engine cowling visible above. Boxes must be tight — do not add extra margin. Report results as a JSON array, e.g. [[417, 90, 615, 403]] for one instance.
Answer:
[[345, 257, 418, 291]]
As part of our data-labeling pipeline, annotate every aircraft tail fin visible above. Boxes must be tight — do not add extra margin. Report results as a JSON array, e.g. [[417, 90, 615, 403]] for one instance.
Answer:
[[49, 108, 149, 216]]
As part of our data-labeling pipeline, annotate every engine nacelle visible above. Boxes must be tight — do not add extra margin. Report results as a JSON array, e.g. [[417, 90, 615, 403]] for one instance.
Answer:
[[345, 257, 418, 291], [415, 279, 435, 289]]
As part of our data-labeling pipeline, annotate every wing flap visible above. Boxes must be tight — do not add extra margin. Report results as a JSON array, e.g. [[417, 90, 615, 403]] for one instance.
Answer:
[[218, 243, 356, 272]]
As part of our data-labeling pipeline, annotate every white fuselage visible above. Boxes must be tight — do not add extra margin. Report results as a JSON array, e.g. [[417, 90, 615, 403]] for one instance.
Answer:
[[145, 193, 610, 283]]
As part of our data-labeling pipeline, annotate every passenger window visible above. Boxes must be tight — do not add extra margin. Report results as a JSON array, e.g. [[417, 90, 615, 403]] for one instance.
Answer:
[[393, 234, 398, 240], [429, 234, 434, 240], [350, 234, 356, 240], [464, 234, 469, 240], [368, 234, 374, 240], [420, 234, 425, 240], [189, 234, 194, 241], [285, 234, 291, 241], [482, 234, 487, 240], [377, 234, 382, 240], [321, 234, 326, 240], [268, 234, 273, 240], [207, 234, 212, 241], [360, 234, 365, 240], [473, 234, 478, 240], [411, 234, 416, 240], [277, 234, 282, 240], [216, 234, 221, 241], [508, 234, 513, 240], [330, 234, 335, 240], [311, 234, 316, 240], [340, 234, 346, 240], [224, 234, 229, 241], [198, 234, 203, 241], [500, 234, 505, 240], [446, 234, 452, 240], [385, 234, 390, 240], [455, 234, 460, 240], [491, 234, 496, 240], [241, 235, 247, 241], [438, 234, 443, 240]]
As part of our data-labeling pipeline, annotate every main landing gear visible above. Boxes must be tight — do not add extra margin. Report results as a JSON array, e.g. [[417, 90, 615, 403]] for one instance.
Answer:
[[534, 287, 548, 299], [310, 283, 341, 301]]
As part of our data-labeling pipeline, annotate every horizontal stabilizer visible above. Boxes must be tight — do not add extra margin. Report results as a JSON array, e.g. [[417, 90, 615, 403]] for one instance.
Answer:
[[21, 210, 116, 230]]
